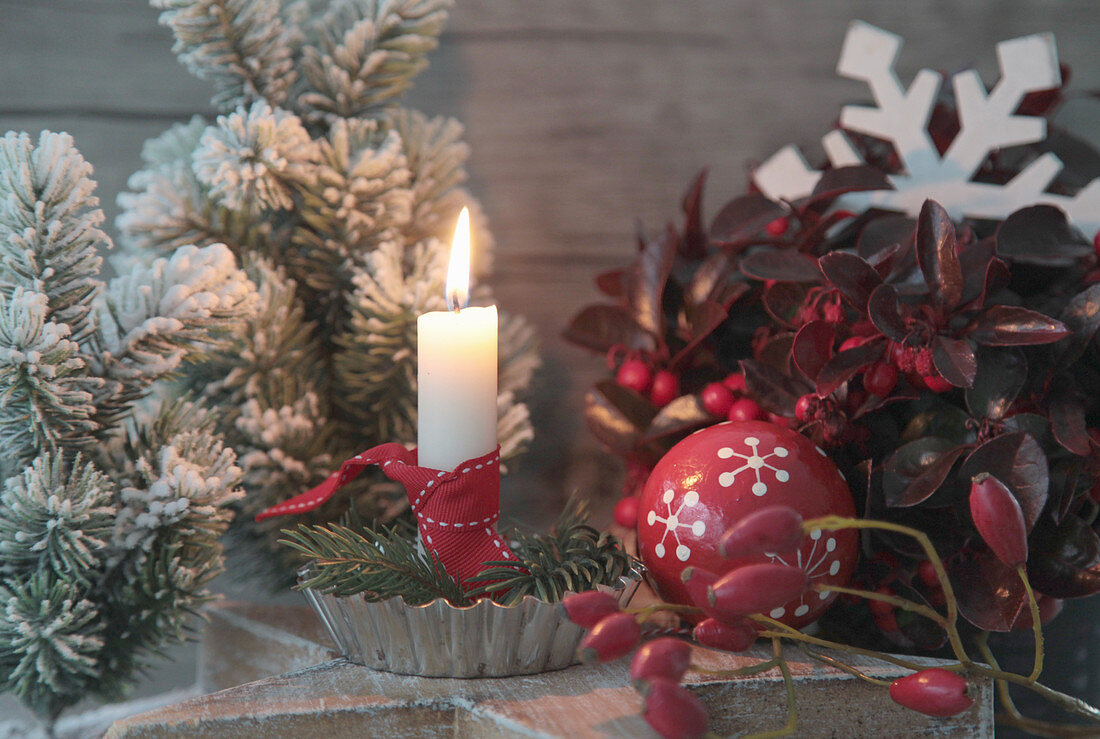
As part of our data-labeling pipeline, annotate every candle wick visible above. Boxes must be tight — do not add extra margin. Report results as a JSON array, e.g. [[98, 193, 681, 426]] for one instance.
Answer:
[[450, 290, 462, 314]]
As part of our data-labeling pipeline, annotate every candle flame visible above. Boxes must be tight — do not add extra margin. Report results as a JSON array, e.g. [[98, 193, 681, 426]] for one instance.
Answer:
[[446, 207, 471, 311]]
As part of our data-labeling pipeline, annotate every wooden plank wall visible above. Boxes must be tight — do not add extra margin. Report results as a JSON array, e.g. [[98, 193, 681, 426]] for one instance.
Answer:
[[2, 0, 1099, 523], [1, 0, 1099, 725]]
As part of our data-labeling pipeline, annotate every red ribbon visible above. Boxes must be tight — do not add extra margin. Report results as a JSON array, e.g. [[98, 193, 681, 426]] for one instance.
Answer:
[[257, 444, 519, 585]]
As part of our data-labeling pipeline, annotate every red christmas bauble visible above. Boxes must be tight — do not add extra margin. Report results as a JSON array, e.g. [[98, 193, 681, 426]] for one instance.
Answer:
[[637, 420, 859, 628]]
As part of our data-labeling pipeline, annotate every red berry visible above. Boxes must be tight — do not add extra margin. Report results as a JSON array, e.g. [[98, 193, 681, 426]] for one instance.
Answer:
[[630, 637, 692, 687], [578, 612, 642, 663], [680, 567, 718, 610], [874, 610, 900, 633], [1093, 230, 1100, 259], [794, 394, 815, 422], [864, 361, 899, 397], [912, 347, 936, 377], [640, 678, 709, 739], [870, 586, 896, 618], [727, 397, 765, 422], [969, 473, 1028, 568], [707, 563, 809, 617], [693, 617, 757, 653], [928, 589, 947, 607], [700, 382, 735, 418], [722, 373, 747, 393], [922, 373, 954, 393], [563, 590, 621, 629], [718, 506, 804, 559], [649, 370, 680, 407], [765, 216, 790, 237], [616, 359, 652, 394], [1010, 594, 1064, 630], [889, 668, 974, 717], [917, 560, 940, 589], [614, 496, 640, 528], [839, 336, 866, 353]]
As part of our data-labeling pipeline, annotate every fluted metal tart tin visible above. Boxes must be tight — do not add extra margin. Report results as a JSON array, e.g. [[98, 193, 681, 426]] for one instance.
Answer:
[[299, 564, 643, 678]]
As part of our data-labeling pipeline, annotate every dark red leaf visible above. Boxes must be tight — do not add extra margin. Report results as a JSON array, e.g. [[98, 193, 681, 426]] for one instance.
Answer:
[[792, 320, 835, 382], [931, 336, 976, 388], [957, 237, 998, 307], [803, 165, 892, 210], [948, 549, 1028, 632], [562, 305, 655, 354], [740, 359, 812, 416], [1027, 516, 1100, 599], [1049, 386, 1090, 456], [857, 214, 915, 265], [965, 347, 1027, 420], [672, 300, 728, 369], [996, 205, 1093, 267], [627, 226, 677, 338], [974, 257, 1011, 310], [681, 169, 708, 259], [740, 249, 822, 283], [916, 200, 963, 314], [963, 305, 1070, 346], [883, 438, 967, 508], [643, 394, 712, 442], [1058, 284, 1100, 367], [816, 337, 887, 397], [756, 333, 795, 375], [594, 269, 624, 298], [868, 284, 908, 341], [817, 252, 883, 312], [583, 380, 658, 456], [684, 252, 736, 309], [762, 281, 808, 328], [709, 193, 785, 243], [960, 433, 1048, 531]]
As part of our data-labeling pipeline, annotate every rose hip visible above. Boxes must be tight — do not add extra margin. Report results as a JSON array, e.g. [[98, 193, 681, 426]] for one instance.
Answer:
[[640, 678, 709, 739], [701, 382, 735, 418], [917, 560, 940, 589], [889, 668, 974, 717], [969, 473, 1028, 568], [630, 637, 692, 687], [680, 567, 719, 610], [578, 612, 641, 663], [707, 563, 808, 617], [718, 505, 804, 559], [563, 590, 620, 629], [693, 617, 757, 653]]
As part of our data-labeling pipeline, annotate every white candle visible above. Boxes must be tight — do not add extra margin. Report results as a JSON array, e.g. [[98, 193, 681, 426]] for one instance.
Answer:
[[417, 207, 498, 471]]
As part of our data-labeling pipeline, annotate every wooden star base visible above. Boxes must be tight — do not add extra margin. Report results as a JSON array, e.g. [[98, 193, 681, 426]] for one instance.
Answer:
[[105, 602, 993, 738]]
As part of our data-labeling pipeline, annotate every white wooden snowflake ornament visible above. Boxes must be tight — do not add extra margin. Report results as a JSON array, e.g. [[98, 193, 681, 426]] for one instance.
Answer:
[[753, 21, 1100, 234]]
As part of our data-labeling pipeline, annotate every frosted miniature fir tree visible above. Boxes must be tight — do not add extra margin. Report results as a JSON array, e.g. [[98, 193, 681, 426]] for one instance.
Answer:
[[0, 130, 257, 724], [119, 0, 539, 580]]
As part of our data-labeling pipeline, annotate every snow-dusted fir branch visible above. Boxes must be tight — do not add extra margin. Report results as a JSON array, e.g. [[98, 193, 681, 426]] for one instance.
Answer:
[[121, 0, 539, 584], [0, 131, 255, 724], [152, 0, 298, 111], [298, 0, 452, 122]]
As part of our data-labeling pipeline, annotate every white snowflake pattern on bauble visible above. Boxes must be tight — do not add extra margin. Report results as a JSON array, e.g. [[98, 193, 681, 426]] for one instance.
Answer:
[[647, 489, 706, 561], [716, 436, 790, 496]]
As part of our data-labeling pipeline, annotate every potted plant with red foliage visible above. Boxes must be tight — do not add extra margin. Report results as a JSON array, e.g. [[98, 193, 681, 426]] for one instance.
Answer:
[[564, 50, 1100, 734]]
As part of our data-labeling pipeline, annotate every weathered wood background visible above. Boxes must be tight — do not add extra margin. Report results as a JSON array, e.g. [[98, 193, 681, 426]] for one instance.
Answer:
[[2, 0, 1099, 721]]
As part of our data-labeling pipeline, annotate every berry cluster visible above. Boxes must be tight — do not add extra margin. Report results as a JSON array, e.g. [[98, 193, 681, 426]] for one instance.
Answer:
[[564, 507, 983, 738]]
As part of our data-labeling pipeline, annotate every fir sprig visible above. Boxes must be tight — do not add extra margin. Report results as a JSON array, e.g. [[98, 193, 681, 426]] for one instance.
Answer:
[[280, 503, 638, 606], [468, 507, 634, 605], [281, 521, 468, 605]]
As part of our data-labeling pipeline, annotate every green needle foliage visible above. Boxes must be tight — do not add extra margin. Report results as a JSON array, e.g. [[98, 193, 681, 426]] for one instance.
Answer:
[[280, 502, 638, 606], [124, 0, 539, 585]]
